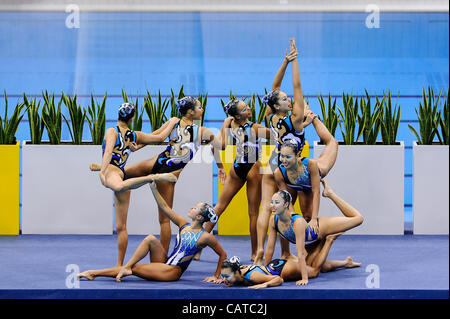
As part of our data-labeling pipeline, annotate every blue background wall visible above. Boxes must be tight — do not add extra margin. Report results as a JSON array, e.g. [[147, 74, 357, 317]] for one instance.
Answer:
[[1, 12, 448, 229]]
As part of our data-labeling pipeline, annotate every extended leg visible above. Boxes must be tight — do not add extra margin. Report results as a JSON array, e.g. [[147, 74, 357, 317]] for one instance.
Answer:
[[114, 190, 131, 266]]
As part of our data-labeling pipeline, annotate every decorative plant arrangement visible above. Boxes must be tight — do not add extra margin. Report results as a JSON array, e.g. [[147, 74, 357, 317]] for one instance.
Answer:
[[318, 93, 338, 139], [144, 89, 170, 132], [337, 93, 364, 145], [24, 94, 44, 145], [436, 89, 449, 145], [358, 90, 382, 145], [379, 90, 401, 145], [41, 91, 63, 145], [62, 93, 86, 145], [408, 87, 443, 145], [86, 93, 107, 145], [0, 92, 27, 145]]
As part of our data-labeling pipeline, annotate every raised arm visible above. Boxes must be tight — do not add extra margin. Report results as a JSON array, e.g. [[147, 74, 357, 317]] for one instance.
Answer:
[[290, 41, 305, 132], [201, 233, 228, 283], [251, 123, 271, 140], [266, 39, 298, 119], [293, 219, 309, 286], [308, 159, 321, 234], [149, 181, 188, 227]]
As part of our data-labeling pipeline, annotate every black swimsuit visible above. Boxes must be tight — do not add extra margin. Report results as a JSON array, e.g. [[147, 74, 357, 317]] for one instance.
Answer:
[[102, 126, 137, 175], [229, 121, 261, 181], [151, 121, 201, 174]]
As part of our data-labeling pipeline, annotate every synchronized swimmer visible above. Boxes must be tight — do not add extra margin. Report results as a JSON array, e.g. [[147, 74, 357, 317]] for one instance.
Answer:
[[78, 38, 364, 287]]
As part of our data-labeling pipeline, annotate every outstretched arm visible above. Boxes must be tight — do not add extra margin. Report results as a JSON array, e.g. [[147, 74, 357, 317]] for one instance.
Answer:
[[290, 40, 305, 132], [135, 117, 179, 145], [149, 181, 188, 227], [247, 271, 284, 289], [266, 39, 298, 119], [201, 233, 228, 283]]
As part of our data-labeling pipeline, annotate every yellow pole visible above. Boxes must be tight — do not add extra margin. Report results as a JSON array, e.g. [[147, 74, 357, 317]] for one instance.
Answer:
[[0, 141, 20, 235]]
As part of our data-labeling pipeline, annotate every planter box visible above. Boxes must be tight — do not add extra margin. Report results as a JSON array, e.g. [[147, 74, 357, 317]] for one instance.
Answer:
[[22, 142, 113, 234], [313, 141, 404, 235], [126, 145, 213, 235], [0, 141, 20, 235], [413, 142, 449, 234]]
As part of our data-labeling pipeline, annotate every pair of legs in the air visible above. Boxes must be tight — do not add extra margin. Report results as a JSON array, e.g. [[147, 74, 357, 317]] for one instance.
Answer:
[[78, 234, 182, 282], [197, 161, 262, 261], [254, 107, 339, 265]]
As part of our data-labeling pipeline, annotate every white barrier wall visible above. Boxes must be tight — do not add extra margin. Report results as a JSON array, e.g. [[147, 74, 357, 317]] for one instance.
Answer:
[[22, 143, 113, 234], [314, 142, 405, 235], [125, 145, 214, 235], [413, 142, 449, 234]]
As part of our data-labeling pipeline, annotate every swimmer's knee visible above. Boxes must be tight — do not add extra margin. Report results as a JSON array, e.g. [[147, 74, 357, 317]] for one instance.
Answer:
[[144, 234, 158, 244]]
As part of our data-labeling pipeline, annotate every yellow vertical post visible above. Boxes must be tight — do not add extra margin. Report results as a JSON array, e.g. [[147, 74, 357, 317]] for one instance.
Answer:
[[0, 141, 20, 235], [218, 142, 309, 235]]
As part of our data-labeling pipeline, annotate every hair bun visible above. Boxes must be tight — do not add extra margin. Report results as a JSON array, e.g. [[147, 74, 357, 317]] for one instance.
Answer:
[[229, 256, 241, 266]]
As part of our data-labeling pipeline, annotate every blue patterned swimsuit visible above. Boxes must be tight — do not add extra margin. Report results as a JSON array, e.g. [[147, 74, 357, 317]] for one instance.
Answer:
[[165, 223, 206, 273], [274, 214, 319, 245], [268, 114, 305, 171], [279, 157, 319, 192]]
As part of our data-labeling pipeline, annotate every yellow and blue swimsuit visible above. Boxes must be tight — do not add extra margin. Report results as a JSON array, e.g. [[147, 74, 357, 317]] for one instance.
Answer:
[[241, 259, 287, 284]]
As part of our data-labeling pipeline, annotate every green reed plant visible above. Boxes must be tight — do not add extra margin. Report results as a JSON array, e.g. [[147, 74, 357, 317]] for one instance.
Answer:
[[379, 90, 401, 145], [436, 88, 449, 145], [337, 93, 364, 145], [87, 93, 106, 145], [23, 94, 44, 144], [0, 91, 27, 144], [317, 93, 338, 138], [357, 90, 382, 145], [144, 90, 169, 132], [62, 93, 86, 145], [408, 87, 441, 145], [41, 91, 63, 144], [197, 92, 208, 126], [121, 89, 143, 131], [170, 86, 185, 118]]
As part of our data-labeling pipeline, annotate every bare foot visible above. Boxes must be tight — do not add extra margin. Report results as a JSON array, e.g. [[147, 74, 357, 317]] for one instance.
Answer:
[[253, 249, 264, 266], [152, 173, 178, 183], [116, 266, 132, 282], [326, 232, 344, 242], [345, 257, 362, 268], [90, 163, 101, 171], [77, 271, 95, 280], [250, 254, 256, 262], [321, 179, 334, 198]]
